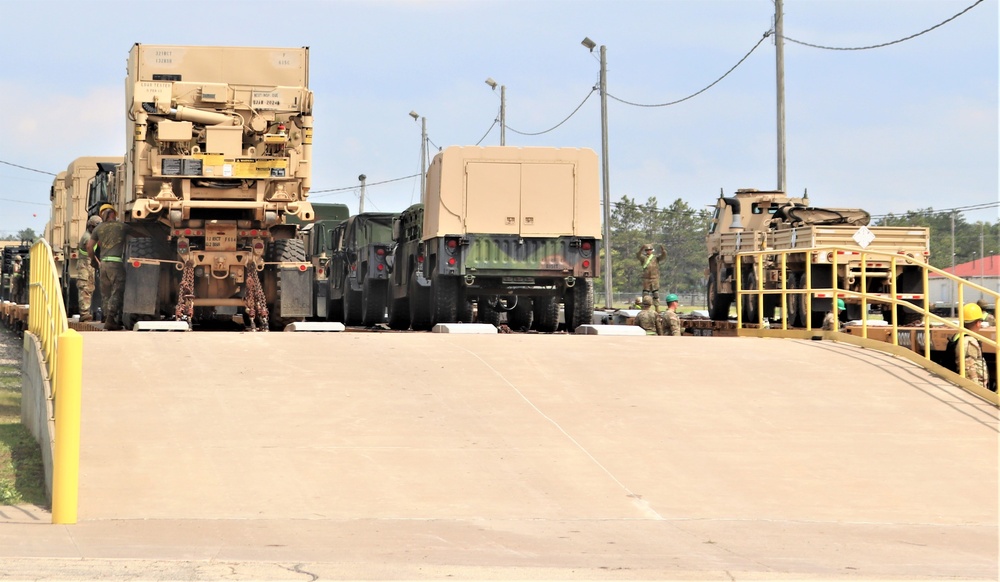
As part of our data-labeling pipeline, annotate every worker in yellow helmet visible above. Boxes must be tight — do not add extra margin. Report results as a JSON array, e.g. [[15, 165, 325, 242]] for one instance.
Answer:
[[953, 303, 989, 390]]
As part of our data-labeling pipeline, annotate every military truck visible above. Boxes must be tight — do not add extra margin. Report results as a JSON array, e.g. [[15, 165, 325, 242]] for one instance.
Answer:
[[706, 189, 931, 326], [292, 202, 350, 320], [45, 158, 121, 317], [106, 44, 316, 330], [1, 244, 31, 303], [327, 212, 397, 326], [387, 146, 601, 332]]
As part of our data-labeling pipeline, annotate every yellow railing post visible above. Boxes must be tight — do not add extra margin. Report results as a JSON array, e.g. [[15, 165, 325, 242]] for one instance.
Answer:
[[52, 329, 83, 524]]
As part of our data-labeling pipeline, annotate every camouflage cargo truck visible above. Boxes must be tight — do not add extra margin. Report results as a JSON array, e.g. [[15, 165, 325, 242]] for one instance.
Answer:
[[388, 146, 601, 332], [107, 44, 316, 330], [293, 202, 350, 320], [706, 189, 930, 326], [327, 212, 397, 326]]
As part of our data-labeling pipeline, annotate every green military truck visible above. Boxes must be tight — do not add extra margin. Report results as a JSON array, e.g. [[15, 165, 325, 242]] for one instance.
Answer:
[[327, 212, 398, 326], [293, 202, 350, 320], [387, 146, 601, 332]]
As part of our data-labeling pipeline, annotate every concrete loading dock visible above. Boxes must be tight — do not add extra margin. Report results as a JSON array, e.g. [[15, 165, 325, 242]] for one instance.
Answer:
[[4, 332, 997, 580]]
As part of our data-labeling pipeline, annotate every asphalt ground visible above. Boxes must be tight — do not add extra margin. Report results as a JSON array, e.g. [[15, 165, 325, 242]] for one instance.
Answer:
[[1, 331, 996, 581]]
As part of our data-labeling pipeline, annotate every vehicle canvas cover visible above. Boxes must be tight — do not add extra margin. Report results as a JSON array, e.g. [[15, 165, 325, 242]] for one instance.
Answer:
[[422, 146, 601, 240]]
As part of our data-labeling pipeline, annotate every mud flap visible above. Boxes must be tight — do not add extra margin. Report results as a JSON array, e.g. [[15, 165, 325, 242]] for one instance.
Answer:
[[124, 261, 159, 315], [314, 280, 328, 319], [278, 266, 313, 318]]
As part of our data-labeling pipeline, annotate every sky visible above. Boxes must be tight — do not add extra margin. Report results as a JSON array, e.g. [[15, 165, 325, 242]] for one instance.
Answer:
[[0, 0, 996, 239]]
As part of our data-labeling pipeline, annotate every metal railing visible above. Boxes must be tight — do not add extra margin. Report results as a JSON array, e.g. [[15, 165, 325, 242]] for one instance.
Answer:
[[733, 246, 998, 404], [27, 240, 68, 392]]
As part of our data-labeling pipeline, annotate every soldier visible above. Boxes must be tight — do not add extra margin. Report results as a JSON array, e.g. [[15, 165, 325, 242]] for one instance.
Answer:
[[822, 299, 845, 331], [977, 298, 996, 327], [953, 303, 990, 390], [77, 214, 102, 322], [633, 295, 662, 335], [10, 255, 24, 303], [636, 243, 666, 311], [659, 293, 682, 336], [86, 204, 127, 331]]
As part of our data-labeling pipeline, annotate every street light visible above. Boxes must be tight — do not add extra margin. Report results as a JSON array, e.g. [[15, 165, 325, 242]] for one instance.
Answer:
[[485, 77, 506, 145], [358, 174, 367, 214], [409, 110, 427, 203], [582, 36, 612, 309]]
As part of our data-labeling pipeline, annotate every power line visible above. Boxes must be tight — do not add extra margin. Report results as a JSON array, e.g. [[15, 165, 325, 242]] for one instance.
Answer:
[[310, 174, 419, 199], [0, 159, 57, 176], [783, 0, 985, 51], [506, 88, 596, 136], [608, 30, 774, 108], [0, 197, 49, 207]]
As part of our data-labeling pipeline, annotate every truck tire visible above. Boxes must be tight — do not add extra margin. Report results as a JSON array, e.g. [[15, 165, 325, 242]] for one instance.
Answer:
[[508, 298, 533, 331], [387, 296, 410, 330], [707, 273, 734, 321], [564, 278, 594, 332], [361, 276, 387, 326], [477, 299, 502, 327], [533, 296, 560, 333], [430, 273, 458, 325], [408, 272, 433, 331], [343, 283, 363, 326], [741, 268, 760, 324], [457, 289, 475, 323], [786, 273, 806, 327], [269, 238, 308, 330]]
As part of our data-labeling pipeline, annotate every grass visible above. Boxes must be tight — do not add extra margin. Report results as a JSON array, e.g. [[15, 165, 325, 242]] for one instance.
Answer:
[[0, 355, 48, 507]]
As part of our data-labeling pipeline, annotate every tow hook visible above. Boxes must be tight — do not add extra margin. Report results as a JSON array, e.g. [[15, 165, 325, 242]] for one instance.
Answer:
[[565, 276, 577, 288], [464, 275, 475, 286]]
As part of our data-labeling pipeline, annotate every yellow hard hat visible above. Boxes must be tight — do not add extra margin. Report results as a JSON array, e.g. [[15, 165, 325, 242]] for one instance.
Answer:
[[99, 204, 115, 215], [963, 303, 985, 322]]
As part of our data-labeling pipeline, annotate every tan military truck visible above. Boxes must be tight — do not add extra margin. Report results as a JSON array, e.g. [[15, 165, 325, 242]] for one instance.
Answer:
[[107, 44, 315, 330], [706, 189, 930, 326], [388, 146, 601, 332]]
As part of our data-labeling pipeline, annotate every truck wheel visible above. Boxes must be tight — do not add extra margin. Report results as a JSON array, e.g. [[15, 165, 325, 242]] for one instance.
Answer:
[[430, 273, 458, 325], [361, 277, 387, 326], [387, 296, 410, 330], [269, 239, 308, 330], [533, 296, 560, 333], [408, 273, 433, 331], [564, 278, 594, 332], [343, 284, 363, 326], [786, 273, 805, 327], [327, 296, 344, 323], [741, 269, 760, 324], [457, 288, 475, 323], [707, 273, 734, 321], [477, 299, 502, 327], [508, 298, 533, 331]]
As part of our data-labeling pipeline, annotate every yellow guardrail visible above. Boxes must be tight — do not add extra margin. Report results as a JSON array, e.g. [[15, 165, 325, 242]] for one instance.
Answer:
[[26, 239, 83, 523], [733, 246, 998, 405]]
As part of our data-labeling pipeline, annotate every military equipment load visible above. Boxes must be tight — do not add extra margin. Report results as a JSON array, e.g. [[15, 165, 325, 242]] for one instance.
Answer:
[[706, 188, 931, 326], [387, 146, 601, 332]]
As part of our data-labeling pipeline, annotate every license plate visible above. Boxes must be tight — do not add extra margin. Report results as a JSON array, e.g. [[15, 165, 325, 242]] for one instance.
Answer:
[[205, 226, 237, 251]]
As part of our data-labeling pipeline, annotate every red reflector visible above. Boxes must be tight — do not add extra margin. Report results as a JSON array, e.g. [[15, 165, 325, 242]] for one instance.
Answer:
[[318, 268, 324, 276], [251, 229, 258, 236], [447, 239, 457, 249], [448, 257, 456, 266], [417, 255, 424, 263], [351, 264, 356, 271], [582, 242, 592, 251], [184, 229, 192, 235], [377, 264, 384, 271], [299, 264, 307, 272], [582, 260, 590, 268], [239, 231, 246, 236], [376, 248, 385, 256], [132, 260, 141, 268]]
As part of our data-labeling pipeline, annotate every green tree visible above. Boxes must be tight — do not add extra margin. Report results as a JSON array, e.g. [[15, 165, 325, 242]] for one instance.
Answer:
[[16, 228, 36, 243]]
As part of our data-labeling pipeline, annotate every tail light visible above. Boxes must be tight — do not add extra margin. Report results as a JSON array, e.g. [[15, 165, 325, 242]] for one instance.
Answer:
[[582, 260, 591, 268], [448, 257, 456, 266], [377, 264, 384, 271], [376, 247, 386, 257], [177, 237, 190, 254], [298, 264, 307, 272]]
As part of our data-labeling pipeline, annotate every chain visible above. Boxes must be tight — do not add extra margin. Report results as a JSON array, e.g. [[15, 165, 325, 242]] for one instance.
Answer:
[[244, 265, 270, 331], [174, 260, 195, 324]]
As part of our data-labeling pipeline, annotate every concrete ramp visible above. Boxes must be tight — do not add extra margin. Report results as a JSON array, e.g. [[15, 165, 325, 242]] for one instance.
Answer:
[[15, 334, 999, 579]]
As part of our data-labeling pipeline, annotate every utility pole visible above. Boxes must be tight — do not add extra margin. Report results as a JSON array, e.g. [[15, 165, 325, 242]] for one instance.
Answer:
[[358, 174, 367, 214], [775, 0, 787, 192], [485, 78, 506, 145], [409, 111, 427, 203], [582, 37, 614, 309], [951, 211, 956, 317]]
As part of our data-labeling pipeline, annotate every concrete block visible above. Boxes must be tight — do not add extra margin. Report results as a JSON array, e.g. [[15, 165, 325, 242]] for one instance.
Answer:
[[283, 321, 346, 332], [133, 321, 191, 332], [575, 324, 648, 336], [432, 323, 498, 334]]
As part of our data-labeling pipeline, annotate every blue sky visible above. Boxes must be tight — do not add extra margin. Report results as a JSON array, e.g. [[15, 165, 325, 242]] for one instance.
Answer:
[[0, 0, 996, 238]]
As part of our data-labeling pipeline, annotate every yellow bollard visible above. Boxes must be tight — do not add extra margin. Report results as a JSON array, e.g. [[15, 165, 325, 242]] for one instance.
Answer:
[[52, 329, 83, 524]]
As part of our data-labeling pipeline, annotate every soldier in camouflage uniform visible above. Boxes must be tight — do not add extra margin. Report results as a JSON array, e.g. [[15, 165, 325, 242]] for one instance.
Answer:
[[633, 296, 662, 335], [955, 303, 990, 390], [659, 293, 682, 336], [977, 299, 996, 328], [822, 299, 846, 331], [636, 243, 666, 311], [87, 204, 127, 331], [76, 214, 102, 322], [9, 255, 24, 303]]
